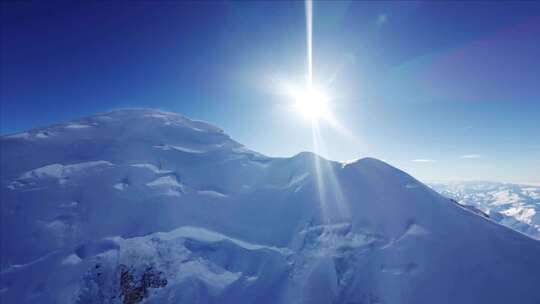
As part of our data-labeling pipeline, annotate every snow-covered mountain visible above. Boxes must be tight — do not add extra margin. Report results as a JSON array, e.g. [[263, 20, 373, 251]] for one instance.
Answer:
[[2, 109, 540, 304], [428, 181, 540, 239]]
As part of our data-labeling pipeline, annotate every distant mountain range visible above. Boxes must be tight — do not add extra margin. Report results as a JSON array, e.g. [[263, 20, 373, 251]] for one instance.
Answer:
[[428, 181, 540, 239]]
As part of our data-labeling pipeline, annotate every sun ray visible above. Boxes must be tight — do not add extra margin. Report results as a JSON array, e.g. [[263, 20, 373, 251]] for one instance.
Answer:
[[303, 0, 352, 223], [311, 122, 350, 222], [310, 120, 330, 223], [305, 0, 313, 88]]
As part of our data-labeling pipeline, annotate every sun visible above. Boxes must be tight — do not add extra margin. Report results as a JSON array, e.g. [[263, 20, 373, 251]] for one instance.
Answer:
[[294, 87, 329, 120]]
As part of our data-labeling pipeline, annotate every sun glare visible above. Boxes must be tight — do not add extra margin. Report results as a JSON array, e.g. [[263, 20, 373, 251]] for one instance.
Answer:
[[294, 87, 329, 120]]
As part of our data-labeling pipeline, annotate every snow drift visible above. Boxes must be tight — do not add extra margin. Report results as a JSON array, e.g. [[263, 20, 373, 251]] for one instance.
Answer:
[[1, 109, 539, 303]]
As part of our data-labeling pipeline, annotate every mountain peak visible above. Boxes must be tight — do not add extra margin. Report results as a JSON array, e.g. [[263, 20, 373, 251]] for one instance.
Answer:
[[2, 108, 226, 140], [2, 109, 540, 304], [93, 108, 225, 134], [341, 157, 389, 168]]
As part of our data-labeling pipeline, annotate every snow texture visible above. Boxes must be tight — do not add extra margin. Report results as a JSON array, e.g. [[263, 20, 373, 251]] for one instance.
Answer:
[[2, 109, 540, 304]]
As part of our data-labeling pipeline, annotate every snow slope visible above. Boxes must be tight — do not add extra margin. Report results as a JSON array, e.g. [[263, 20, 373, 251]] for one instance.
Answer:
[[1, 109, 540, 304], [429, 181, 540, 239]]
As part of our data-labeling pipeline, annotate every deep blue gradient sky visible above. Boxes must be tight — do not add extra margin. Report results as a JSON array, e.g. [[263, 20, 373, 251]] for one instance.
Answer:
[[2, 1, 539, 182]]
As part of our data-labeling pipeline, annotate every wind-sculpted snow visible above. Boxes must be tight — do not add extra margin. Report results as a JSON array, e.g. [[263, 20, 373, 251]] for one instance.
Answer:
[[0, 226, 291, 303], [2, 109, 540, 303], [11, 161, 113, 187]]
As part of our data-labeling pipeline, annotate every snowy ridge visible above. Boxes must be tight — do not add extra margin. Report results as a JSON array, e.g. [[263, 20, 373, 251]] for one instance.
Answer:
[[2, 109, 540, 304]]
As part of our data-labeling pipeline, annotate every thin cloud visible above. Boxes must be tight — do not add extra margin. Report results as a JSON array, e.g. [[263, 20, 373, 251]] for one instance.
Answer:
[[412, 159, 436, 163], [377, 14, 387, 26], [460, 154, 481, 159]]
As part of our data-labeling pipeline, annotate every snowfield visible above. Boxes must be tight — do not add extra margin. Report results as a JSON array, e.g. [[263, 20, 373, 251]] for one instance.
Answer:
[[1, 109, 540, 304]]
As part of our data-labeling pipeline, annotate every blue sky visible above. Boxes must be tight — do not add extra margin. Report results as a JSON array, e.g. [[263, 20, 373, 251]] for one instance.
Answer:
[[1, 1, 539, 182]]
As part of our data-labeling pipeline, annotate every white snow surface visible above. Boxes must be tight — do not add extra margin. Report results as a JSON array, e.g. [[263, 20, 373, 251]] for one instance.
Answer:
[[20, 161, 113, 180], [1, 109, 540, 304]]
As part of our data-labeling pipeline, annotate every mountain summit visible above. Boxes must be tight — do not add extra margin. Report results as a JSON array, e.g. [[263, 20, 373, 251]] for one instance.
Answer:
[[2, 109, 540, 304]]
